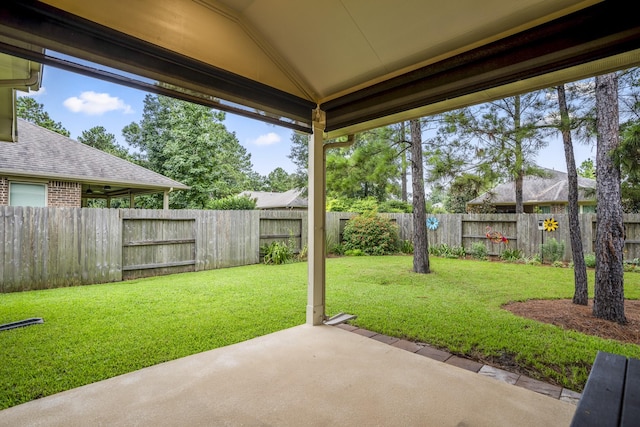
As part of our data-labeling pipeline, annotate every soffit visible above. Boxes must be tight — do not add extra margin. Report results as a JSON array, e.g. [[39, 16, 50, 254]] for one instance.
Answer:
[[1, 0, 640, 136], [41, 0, 598, 102]]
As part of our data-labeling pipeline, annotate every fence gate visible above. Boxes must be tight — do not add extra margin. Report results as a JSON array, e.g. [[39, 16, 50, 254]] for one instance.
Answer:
[[122, 217, 196, 280]]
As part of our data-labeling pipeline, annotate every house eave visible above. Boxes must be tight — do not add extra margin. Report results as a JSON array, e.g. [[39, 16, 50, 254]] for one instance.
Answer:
[[0, 169, 189, 191]]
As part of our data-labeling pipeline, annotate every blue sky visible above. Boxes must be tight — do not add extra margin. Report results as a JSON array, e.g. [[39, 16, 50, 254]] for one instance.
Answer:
[[19, 65, 298, 177], [19, 64, 595, 179]]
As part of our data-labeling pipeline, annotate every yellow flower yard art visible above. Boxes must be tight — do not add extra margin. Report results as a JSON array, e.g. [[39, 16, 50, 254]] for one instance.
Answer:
[[543, 217, 559, 232]]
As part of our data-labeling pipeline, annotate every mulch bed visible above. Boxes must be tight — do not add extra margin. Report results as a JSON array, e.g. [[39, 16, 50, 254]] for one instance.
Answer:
[[503, 299, 640, 345]]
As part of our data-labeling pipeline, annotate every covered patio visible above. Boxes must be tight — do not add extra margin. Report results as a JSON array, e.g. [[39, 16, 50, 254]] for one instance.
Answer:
[[1, 0, 640, 424]]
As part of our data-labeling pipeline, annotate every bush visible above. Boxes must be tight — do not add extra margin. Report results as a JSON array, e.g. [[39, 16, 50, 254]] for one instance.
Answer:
[[207, 195, 256, 210], [379, 200, 413, 213], [541, 238, 565, 263], [345, 249, 365, 256], [329, 243, 345, 256], [584, 253, 596, 268], [261, 241, 294, 265], [349, 198, 379, 214], [298, 244, 308, 262], [399, 240, 414, 254], [524, 255, 542, 266], [342, 212, 399, 255], [501, 247, 523, 262], [470, 242, 488, 260], [326, 197, 353, 212], [429, 243, 465, 259]]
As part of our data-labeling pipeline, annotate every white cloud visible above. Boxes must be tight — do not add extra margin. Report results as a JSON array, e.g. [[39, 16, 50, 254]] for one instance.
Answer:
[[252, 132, 281, 146], [16, 87, 46, 98], [63, 91, 133, 115]]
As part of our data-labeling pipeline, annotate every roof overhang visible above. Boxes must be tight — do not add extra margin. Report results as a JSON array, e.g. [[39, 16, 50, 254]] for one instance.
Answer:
[[0, 1, 639, 138], [1, 169, 189, 192]]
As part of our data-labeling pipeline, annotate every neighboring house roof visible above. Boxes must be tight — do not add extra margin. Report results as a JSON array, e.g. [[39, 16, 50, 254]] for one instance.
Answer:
[[467, 168, 596, 206], [240, 189, 307, 209], [0, 119, 188, 194]]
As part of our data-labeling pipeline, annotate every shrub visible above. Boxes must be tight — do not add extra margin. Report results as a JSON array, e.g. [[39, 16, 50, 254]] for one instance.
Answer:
[[329, 243, 345, 256], [349, 198, 379, 214], [470, 242, 488, 260], [552, 260, 565, 268], [584, 253, 596, 268], [207, 195, 256, 210], [541, 238, 565, 263], [344, 249, 365, 256], [447, 245, 467, 259], [429, 243, 465, 259], [326, 197, 353, 212], [298, 244, 308, 262], [261, 241, 294, 265], [379, 200, 413, 213], [342, 212, 399, 255], [399, 240, 414, 254], [525, 254, 542, 266], [501, 247, 523, 262]]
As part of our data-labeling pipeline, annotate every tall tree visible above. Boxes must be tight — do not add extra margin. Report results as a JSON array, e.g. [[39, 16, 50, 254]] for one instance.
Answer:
[[616, 67, 640, 213], [122, 94, 253, 209], [16, 97, 70, 136], [593, 72, 626, 323], [288, 131, 309, 191], [265, 167, 294, 192], [577, 159, 596, 179], [397, 122, 409, 202], [410, 119, 430, 273], [435, 92, 553, 213], [325, 127, 401, 201], [446, 173, 493, 213], [77, 126, 133, 160], [556, 84, 588, 305]]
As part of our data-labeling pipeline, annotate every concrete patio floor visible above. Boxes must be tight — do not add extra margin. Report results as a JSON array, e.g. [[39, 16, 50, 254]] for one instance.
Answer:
[[0, 325, 576, 427]]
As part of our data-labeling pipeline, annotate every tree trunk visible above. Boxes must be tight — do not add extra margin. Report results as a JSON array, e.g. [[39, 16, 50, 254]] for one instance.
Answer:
[[401, 122, 408, 202], [557, 85, 588, 305], [593, 73, 626, 324], [411, 119, 430, 273], [514, 95, 525, 214], [514, 172, 524, 214]]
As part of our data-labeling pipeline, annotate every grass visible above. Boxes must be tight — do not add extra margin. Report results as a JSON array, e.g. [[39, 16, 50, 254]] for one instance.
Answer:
[[1, 256, 640, 409]]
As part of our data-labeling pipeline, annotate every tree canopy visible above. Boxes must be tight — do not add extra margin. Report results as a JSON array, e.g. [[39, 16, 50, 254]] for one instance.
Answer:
[[77, 126, 133, 161], [16, 96, 70, 137], [122, 94, 254, 209]]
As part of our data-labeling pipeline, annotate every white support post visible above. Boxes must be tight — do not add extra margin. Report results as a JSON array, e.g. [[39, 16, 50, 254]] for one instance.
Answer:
[[307, 108, 326, 325], [163, 190, 169, 210]]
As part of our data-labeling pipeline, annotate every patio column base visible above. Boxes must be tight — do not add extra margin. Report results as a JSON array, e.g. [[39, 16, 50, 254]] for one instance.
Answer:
[[307, 304, 325, 326]]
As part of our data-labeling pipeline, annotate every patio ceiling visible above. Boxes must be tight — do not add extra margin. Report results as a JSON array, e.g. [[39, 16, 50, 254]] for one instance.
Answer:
[[0, 0, 639, 137]]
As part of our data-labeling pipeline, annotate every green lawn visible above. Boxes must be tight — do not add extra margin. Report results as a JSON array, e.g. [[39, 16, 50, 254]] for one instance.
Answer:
[[1, 256, 640, 410]]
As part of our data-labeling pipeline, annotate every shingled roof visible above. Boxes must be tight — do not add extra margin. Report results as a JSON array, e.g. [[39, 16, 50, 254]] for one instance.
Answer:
[[0, 119, 188, 194], [239, 189, 307, 210], [467, 168, 596, 206]]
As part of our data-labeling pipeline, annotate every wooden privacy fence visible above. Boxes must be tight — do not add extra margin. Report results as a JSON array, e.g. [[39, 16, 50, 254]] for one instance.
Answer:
[[424, 213, 640, 261], [2, 206, 640, 293]]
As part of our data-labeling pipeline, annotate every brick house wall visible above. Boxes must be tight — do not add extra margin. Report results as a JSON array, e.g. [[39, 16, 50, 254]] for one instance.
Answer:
[[47, 181, 81, 207], [0, 177, 81, 207], [550, 204, 567, 214], [0, 177, 7, 205]]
